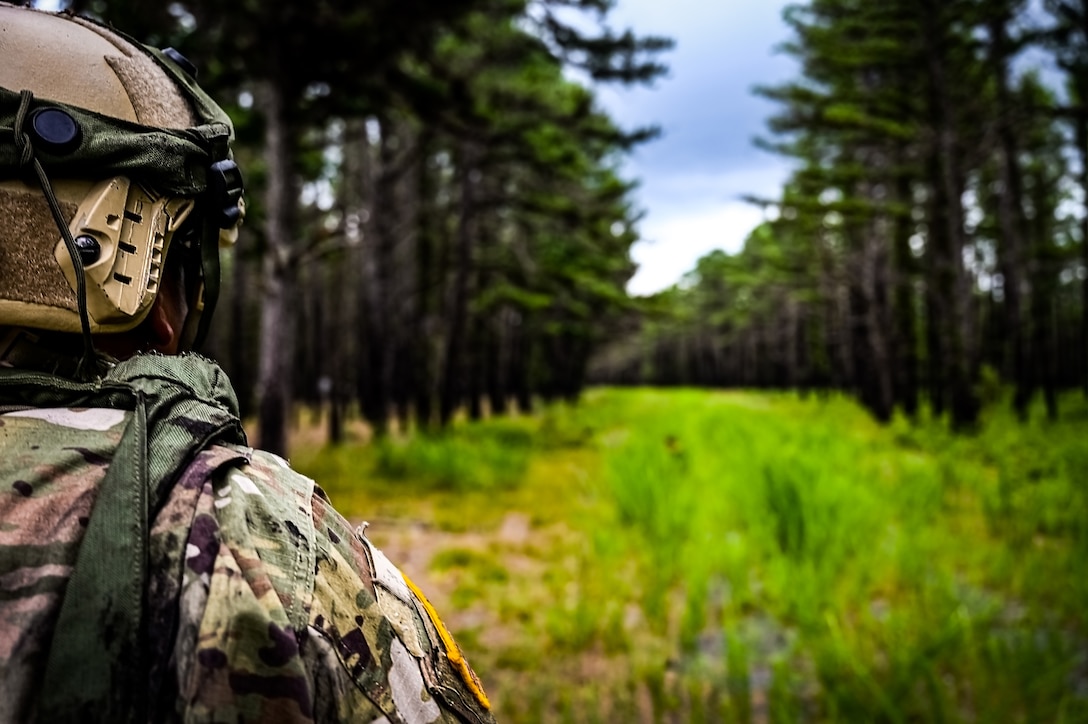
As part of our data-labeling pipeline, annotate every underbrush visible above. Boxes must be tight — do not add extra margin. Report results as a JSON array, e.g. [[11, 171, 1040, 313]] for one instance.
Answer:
[[586, 389, 1088, 722], [373, 420, 534, 492], [291, 416, 535, 495], [290, 389, 1088, 722]]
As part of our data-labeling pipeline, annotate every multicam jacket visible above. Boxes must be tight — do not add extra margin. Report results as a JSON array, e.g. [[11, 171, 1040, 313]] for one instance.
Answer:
[[0, 354, 494, 724]]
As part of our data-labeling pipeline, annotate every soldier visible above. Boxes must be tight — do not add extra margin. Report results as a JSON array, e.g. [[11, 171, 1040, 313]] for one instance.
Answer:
[[0, 4, 495, 722]]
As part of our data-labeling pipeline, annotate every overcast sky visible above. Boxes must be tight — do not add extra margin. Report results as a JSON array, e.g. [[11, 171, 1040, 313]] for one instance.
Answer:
[[590, 0, 798, 295]]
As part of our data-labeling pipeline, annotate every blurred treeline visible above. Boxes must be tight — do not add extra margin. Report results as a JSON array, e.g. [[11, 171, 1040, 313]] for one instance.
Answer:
[[590, 0, 1088, 430], [54, 0, 669, 453]]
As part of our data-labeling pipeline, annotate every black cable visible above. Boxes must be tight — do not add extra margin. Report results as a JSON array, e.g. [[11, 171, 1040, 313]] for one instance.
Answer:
[[12, 90, 100, 378]]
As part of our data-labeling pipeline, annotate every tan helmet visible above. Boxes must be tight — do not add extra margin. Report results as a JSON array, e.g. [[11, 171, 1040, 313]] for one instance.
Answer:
[[0, 2, 243, 358]]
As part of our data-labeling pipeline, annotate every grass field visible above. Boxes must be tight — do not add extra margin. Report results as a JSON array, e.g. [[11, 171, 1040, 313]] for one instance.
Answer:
[[290, 388, 1088, 723]]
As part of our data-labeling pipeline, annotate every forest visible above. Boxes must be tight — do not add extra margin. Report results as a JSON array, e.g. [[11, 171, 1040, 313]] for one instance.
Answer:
[[592, 0, 1088, 431], [50, 0, 668, 456], [52, 0, 1088, 442]]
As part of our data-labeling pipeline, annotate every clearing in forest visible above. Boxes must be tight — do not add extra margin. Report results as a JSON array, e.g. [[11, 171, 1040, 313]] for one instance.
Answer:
[[292, 388, 1088, 723]]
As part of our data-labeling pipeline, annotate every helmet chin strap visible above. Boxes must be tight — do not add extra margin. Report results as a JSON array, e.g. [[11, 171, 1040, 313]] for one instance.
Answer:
[[178, 279, 206, 351], [12, 90, 102, 379], [190, 209, 222, 350]]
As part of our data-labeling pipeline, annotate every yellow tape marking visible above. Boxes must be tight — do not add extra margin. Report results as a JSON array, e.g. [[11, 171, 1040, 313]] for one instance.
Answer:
[[403, 574, 492, 711]]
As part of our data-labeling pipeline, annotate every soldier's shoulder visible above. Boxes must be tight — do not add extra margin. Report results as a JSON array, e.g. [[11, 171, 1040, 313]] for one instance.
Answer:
[[307, 493, 497, 723], [189, 446, 497, 723]]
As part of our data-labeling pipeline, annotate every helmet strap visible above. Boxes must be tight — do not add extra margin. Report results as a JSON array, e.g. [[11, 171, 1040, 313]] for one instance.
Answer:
[[185, 210, 221, 350]]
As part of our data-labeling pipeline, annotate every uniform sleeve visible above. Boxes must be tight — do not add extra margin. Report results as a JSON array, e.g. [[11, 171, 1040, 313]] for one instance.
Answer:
[[169, 447, 496, 724]]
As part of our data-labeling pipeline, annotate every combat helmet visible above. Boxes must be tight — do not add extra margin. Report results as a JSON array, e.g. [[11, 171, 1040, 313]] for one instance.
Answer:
[[0, 2, 243, 373]]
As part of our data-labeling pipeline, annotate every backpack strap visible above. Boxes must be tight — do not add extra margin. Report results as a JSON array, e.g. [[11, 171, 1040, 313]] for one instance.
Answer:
[[0, 353, 248, 722]]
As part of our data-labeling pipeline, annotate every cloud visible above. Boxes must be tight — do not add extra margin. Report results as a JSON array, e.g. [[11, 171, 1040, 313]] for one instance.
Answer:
[[632, 163, 794, 209], [627, 201, 767, 296], [623, 162, 792, 295], [587, 0, 798, 293]]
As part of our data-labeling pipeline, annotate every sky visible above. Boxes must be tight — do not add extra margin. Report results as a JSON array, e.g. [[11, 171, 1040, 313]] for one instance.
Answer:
[[589, 0, 799, 295]]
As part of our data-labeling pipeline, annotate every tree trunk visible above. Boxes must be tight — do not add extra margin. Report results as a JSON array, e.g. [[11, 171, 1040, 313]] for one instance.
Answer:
[[323, 250, 347, 444], [486, 307, 513, 416], [918, 0, 980, 428], [1071, 1, 1088, 397], [228, 246, 255, 418], [256, 76, 296, 457], [868, 222, 896, 422], [1030, 259, 1060, 421], [413, 131, 438, 429], [987, 10, 1032, 419], [892, 168, 919, 417], [439, 143, 478, 425], [1078, 110, 1088, 397], [467, 309, 484, 421], [358, 117, 400, 435], [818, 239, 845, 391], [511, 313, 533, 414]]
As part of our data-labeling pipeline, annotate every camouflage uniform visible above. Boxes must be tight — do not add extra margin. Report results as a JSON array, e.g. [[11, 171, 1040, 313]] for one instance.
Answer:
[[0, 355, 495, 724]]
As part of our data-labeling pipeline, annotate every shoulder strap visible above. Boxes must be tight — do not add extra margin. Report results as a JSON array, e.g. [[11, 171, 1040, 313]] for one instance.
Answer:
[[0, 353, 249, 723]]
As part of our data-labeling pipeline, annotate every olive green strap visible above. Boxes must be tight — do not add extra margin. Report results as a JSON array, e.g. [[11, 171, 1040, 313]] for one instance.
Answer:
[[191, 211, 222, 349], [37, 397, 150, 723], [0, 86, 226, 196]]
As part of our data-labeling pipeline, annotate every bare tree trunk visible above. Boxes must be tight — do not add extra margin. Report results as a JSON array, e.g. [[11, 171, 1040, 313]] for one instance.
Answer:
[[1070, 2, 1088, 397], [818, 236, 845, 391], [295, 263, 320, 403], [866, 221, 896, 422], [467, 313, 484, 421], [324, 234, 349, 446], [919, 0, 980, 428], [487, 307, 514, 416], [846, 171, 896, 423], [256, 76, 296, 456], [892, 168, 919, 417], [439, 142, 478, 425], [1035, 288, 1060, 420], [987, 10, 1032, 419], [321, 118, 369, 445], [784, 296, 800, 388], [358, 117, 398, 435], [1078, 113, 1088, 397], [386, 120, 420, 430], [511, 313, 533, 414], [834, 279, 854, 391], [413, 131, 438, 429], [225, 245, 255, 418]]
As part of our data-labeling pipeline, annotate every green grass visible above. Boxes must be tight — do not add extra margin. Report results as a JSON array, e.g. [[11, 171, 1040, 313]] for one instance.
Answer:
[[373, 419, 534, 492], [290, 388, 1088, 722]]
